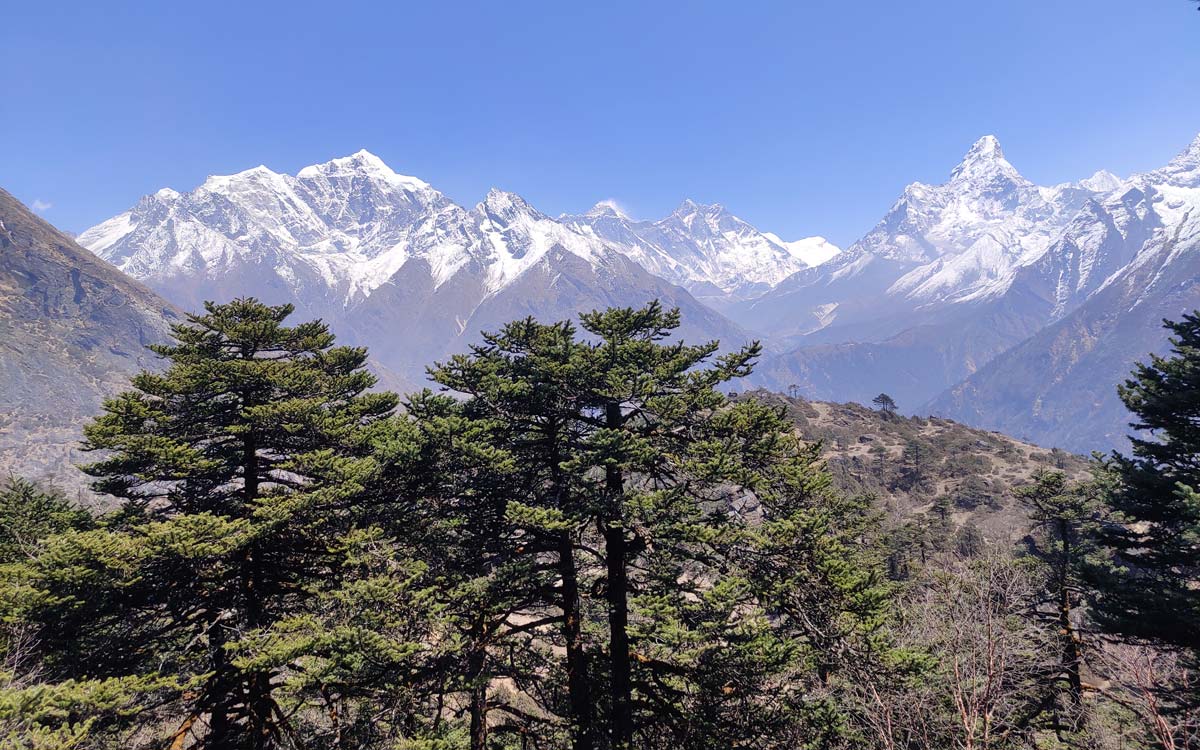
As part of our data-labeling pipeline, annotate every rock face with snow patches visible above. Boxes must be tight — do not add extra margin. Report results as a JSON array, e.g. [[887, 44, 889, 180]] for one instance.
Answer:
[[562, 199, 837, 303]]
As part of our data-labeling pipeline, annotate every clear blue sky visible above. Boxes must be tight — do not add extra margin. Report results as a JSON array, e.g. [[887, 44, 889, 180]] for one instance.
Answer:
[[4, 1, 1198, 246]]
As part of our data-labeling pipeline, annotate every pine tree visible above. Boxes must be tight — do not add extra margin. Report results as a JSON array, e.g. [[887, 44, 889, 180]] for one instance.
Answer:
[[1094, 313, 1200, 660], [570, 303, 760, 750], [872, 393, 897, 415], [740, 434, 893, 692], [1015, 471, 1103, 709], [901, 440, 926, 490], [429, 302, 883, 748], [13, 298, 399, 749], [393, 390, 561, 749], [430, 316, 603, 749]]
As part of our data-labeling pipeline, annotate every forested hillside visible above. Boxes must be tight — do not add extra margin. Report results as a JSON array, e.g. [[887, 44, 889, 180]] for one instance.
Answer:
[[0, 300, 1195, 750]]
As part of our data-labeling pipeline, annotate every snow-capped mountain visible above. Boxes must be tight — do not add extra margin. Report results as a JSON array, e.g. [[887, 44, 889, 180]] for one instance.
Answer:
[[930, 134, 1200, 451], [730, 135, 1111, 343], [79, 151, 546, 320], [79, 152, 753, 388], [561, 199, 838, 302], [761, 233, 841, 268]]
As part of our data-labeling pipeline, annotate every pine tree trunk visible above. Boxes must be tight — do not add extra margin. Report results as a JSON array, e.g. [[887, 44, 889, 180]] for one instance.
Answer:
[[248, 670, 274, 750], [605, 523, 633, 749], [1059, 519, 1083, 704], [468, 626, 489, 750], [559, 532, 594, 750], [207, 618, 233, 748], [604, 401, 634, 750], [550, 415, 594, 750], [240, 427, 275, 749]]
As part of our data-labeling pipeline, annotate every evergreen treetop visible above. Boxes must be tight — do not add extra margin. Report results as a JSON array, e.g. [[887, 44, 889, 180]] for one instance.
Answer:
[[1095, 312, 1200, 654], [13, 298, 400, 750]]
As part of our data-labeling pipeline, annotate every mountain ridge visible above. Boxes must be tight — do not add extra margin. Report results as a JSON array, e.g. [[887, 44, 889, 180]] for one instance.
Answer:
[[0, 188, 180, 496], [70, 132, 1200, 452]]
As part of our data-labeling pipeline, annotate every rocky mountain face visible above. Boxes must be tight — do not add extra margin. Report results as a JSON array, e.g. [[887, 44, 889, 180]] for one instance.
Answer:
[[79, 152, 768, 389], [0, 189, 179, 497], [929, 137, 1200, 452], [70, 133, 1200, 453]]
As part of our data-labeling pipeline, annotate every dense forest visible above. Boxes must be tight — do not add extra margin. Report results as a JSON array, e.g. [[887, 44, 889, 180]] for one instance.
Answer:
[[0, 299, 1197, 750]]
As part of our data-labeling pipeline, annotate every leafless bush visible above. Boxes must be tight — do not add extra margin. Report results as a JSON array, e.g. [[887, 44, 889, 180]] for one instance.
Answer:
[[1092, 642, 1200, 750]]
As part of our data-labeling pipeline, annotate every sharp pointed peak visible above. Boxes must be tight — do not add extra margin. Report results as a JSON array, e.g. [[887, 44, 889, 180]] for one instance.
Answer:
[[1079, 169, 1124, 193], [950, 134, 1026, 183], [673, 198, 724, 215], [967, 134, 1004, 159], [484, 186, 527, 202]]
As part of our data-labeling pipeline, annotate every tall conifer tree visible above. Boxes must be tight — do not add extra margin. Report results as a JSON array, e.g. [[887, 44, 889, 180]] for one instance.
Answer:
[[430, 301, 894, 748], [1015, 471, 1103, 713], [20, 298, 398, 749], [1094, 313, 1200, 659]]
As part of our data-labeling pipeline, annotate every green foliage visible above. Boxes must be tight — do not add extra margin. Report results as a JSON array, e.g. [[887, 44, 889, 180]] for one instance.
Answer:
[[5, 298, 401, 749], [424, 302, 898, 748], [1095, 312, 1200, 656], [0, 478, 92, 565], [24, 299, 1192, 748], [0, 672, 191, 750]]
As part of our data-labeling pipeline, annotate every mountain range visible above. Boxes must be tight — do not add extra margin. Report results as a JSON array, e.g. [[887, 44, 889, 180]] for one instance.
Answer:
[[77, 151, 781, 389], [3, 131, 1197, 478]]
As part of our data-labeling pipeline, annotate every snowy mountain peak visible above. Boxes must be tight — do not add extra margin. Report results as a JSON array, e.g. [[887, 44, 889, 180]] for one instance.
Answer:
[[200, 164, 286, 192], [1079, 170, 1124, 193], [950, 135, 1024, 183], [296, 149, 431, 191], [560, 197, 825, 298], [682, 198, 721, 211], [762, 233, 841, 267], [967, 134, 1004, 159], [479, 188, 541, 222], [585, 199, 630, 219], [1178, 132, 1200, 162], [671, 199, 728, 222]]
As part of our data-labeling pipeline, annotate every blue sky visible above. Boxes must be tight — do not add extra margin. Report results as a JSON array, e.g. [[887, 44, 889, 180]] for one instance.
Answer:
[[4, 1, 1199, 246]]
